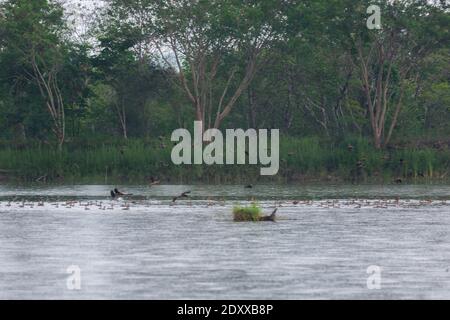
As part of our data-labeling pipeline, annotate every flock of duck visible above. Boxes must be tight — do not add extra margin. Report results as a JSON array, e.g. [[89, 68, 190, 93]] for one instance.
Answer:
[[0, 186, 447, 213], [110, 188, 191, 203]]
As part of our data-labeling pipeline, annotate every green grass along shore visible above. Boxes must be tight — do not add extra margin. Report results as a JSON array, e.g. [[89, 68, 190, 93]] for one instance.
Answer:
[[0, 136, 449, 184]]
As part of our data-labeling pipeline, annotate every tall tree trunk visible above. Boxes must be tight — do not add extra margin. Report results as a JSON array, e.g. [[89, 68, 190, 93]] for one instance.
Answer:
[[247, 86, 257, 129], [114, 100, 128, 140], [31, 54, 66, 151]]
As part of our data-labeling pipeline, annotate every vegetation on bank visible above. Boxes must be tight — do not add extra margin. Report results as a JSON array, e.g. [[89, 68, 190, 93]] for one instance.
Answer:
[[0, 2, 448, 185], [233, 204, 262, 222], [0, 136, 448, 184]]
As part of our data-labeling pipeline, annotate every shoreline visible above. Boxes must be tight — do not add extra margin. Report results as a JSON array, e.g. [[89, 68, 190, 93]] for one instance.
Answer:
[[1, 176, 450, 186], [0, 137, 448, 185]]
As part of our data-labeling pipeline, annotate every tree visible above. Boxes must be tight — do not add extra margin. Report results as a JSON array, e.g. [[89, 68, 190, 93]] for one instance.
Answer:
[[94, 6, 169, 139], [0, 0, 93, 148], [101, 0, 288, 132], [338, 0, 449, 148], [0, 0, 69, 150]]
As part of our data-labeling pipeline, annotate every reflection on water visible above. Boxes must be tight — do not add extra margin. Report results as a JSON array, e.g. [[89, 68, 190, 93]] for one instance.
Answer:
[[0, 184, 450, 299]]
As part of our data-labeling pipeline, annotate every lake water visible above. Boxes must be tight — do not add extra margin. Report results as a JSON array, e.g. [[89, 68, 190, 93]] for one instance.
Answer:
[[0, 184, 450, 299]]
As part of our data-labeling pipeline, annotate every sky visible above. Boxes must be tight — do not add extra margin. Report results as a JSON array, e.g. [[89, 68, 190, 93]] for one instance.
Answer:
[[60, 0, 105, 41]]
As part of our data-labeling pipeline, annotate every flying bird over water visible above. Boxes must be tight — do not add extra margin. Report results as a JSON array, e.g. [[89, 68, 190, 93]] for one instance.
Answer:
[[114, 188, 132, 196], [172, 191, 191, 203], [110, 188, 132, 199]]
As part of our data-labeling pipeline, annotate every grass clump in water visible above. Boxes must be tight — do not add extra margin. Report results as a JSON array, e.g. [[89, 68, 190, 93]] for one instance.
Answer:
[[233, 203, 262, 222]]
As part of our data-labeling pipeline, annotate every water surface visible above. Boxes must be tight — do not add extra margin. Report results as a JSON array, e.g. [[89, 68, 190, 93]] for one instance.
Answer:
[[1, 184, 450, 299]]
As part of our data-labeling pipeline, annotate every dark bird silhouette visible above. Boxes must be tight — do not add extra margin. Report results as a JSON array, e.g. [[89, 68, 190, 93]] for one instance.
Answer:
[[172, 191, 191, 202], [110, 190, 116, 199], [114, 188, 125, 196], [245, 185, 253, 189], [114, 188, 133, 196], [149, 176, 161, 186], [259, 208, 277, 222], [395, 178, 403, 184]]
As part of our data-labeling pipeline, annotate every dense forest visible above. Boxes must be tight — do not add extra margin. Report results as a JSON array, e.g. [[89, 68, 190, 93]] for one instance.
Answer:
[[0, 0, 449, 183]]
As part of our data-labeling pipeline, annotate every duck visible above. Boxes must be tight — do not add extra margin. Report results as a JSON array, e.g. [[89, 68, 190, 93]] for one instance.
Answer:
[[110, 189, 130, 200], [114, 188, 133, 196], [114, 188, 127, 196], [149, 176, 161, 186], [172, 191, 191, 203]]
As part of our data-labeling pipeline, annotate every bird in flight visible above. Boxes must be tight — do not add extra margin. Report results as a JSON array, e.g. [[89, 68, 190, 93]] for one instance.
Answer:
[[172, 191, 191, 203]]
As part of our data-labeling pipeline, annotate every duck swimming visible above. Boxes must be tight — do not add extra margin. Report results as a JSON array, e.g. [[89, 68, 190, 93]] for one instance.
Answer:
[[110, 188, 132, 199], [114, 188, 133, 196], [149, 176, 161, 186]]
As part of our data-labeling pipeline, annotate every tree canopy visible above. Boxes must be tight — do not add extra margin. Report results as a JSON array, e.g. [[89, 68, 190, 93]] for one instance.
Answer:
[[0, 0, 448, 150]]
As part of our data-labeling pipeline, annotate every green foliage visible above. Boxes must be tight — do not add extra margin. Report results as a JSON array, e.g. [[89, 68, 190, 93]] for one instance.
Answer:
[[0, 0, 448, 183], [0, 0, 91, 148], [0, 137, 448, 183], [233, 203, 262, 222]]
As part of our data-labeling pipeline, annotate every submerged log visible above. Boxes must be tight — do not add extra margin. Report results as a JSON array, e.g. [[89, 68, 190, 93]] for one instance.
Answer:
[[258, 208, 277, 222]]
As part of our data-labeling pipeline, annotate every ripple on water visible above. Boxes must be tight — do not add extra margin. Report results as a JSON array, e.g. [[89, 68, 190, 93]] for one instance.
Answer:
[[0, 184, 450, 299]]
